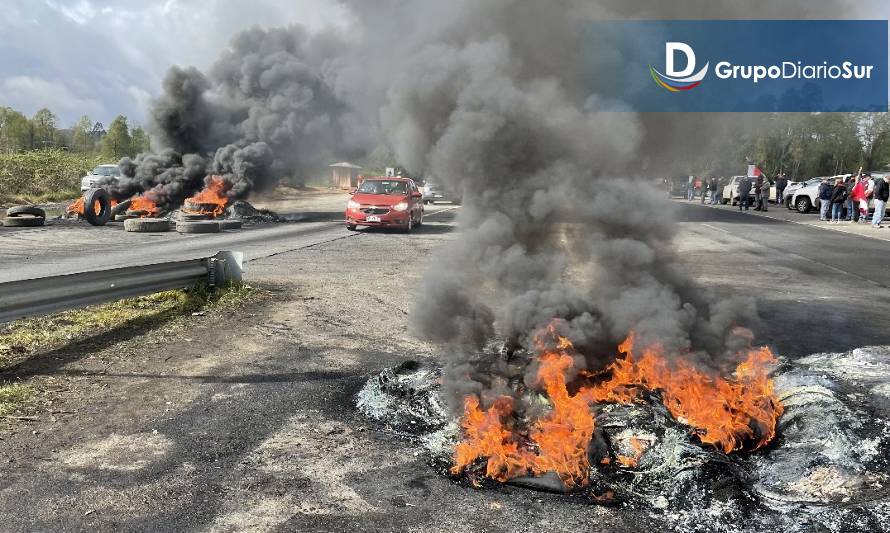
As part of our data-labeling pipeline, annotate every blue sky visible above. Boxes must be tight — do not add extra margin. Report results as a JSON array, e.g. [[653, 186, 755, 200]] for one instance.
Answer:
[[0, 0, 346, 127]]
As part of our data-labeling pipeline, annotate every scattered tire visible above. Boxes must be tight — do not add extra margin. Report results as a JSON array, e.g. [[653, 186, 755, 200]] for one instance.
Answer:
[[83, 188, 112, 226], [2, 216, 45, 228], [127, 210, 149, 217], [179, 213, 209, 221], [219, 220, 242, 230], [115, 214, 136, 222], [110, 199, 132, 217], [6, 206, 46, 218], [124, 218, 171, 233], [176, 220, 222, 234]]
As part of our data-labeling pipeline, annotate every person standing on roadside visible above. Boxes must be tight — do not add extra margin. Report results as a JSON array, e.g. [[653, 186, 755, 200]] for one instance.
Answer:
[[872, 174, 889, 228], [759, 176, 771, 212], [845, 174, 857, 221], [851, 174, 870, 224], [818, 178, 833, 221], [738, 176, 752, 211], [753, 175, 764, 211], [829, 178, 847, 223], [775, 173, 788, 209], [687, 175, 695, 202], [710, 176, 720, 204]]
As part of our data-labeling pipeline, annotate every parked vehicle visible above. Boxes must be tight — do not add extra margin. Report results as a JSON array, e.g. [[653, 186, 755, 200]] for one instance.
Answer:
[[791, 175, 849, 214], [783, 178, 822, 209], [422, 180, 460, 205], [345, 177, 425, 232], [721, 176, 757, 206], [80, 164, 121, 192]]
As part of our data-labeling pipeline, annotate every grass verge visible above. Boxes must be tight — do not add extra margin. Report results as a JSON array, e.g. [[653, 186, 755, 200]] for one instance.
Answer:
[[0, 282, 262, 370], [0, 383, 36, 417]]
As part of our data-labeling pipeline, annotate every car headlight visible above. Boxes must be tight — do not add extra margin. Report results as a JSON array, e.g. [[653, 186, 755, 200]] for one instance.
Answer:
[[393, 202, 409, 212], [347, 200, 361, 210]]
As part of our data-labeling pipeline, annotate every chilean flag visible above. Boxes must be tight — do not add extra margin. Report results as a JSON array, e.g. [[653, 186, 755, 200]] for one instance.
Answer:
[[748, 164, 763, 178]]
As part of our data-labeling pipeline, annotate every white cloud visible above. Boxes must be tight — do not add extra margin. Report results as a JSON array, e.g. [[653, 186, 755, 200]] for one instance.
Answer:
[[0, 75, 105, 118], [0, 0, 347, 124]]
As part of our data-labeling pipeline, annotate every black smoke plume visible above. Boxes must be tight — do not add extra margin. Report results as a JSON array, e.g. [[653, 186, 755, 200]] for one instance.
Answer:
[[105, 26, 370, 210], [113, 0, 866, 408]]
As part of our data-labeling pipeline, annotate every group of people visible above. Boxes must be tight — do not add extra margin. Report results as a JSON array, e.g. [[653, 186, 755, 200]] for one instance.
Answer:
[[691, 174, 786, 213], [683, 172, 890, 228], [817, 172, 890, 228]]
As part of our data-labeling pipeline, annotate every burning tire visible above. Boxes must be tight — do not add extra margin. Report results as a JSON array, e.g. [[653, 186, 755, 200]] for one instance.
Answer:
[[176, 221, 222, 234], [126, 210, 150, 218], [83, 188, 112, 226], [110, 199, 132, 217], [219, 220, 242, 230], [2, 216, 45, 228], [124, 218, 171, 233], [6, 206, 46, 218]]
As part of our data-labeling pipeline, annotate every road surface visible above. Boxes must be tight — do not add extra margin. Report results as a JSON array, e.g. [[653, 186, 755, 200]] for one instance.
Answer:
[[0, 199, 459, 283], [0, 197, 887, 531]]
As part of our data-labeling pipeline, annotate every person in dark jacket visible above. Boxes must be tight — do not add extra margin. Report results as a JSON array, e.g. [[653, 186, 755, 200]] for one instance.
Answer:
[[845, 174, 857, 221], [738, 177, 752, 211], [775, 173, 788, 208], [872, 174, 890, 228], [818, 178, 833, 221], [753, 176, 764, 211], [829, 178, 847, 223]]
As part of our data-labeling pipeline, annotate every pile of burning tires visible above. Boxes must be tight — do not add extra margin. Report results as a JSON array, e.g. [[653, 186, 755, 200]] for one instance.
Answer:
[[74, 188, 244, 234]]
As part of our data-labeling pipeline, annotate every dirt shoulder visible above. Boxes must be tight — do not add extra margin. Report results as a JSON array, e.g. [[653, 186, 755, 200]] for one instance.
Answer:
[[0, 212, 636, 532]]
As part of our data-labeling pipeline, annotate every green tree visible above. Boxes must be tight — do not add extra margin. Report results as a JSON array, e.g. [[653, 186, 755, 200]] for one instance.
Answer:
[[71, 115, 95, 153], [0, 107, 33, 152], [130, 126, 150, 155], [100, 115, 132, 159], [31, 108, 59, 149], [859, 112, 890, 171]]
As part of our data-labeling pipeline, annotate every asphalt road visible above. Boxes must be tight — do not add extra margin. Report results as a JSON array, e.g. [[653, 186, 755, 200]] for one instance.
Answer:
[[0, 203, 459, 283], [674, 200, 890, 357], [0, 197, 888, 532]]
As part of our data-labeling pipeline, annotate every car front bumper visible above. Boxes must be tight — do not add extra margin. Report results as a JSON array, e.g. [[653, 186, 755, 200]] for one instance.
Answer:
[[346, 208, 409, 227]]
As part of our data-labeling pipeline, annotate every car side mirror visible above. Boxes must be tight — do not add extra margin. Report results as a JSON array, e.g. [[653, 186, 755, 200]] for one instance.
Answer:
[[412, 191, 423, 198]]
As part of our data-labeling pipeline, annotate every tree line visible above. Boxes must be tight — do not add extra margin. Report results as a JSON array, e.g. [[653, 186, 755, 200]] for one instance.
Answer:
[[0, 106, 150, 161], [694, 112, 890, 180]]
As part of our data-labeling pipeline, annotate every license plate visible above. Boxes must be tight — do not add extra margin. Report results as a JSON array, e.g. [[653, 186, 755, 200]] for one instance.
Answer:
[[367, 216, 382, 223]]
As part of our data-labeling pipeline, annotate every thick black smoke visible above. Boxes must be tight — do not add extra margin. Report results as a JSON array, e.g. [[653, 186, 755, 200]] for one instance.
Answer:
[[114, 0, 868, 408], [107, 26, 371, 210]]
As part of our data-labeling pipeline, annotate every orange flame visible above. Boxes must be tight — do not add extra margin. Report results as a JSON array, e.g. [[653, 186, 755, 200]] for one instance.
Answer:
[[129, 196, 159, 218], [184, 176, 230, 218], [580, 333, 783, 454], [67, 197, 118, 216], [616, 437, 648, 468], [451, 325, 784, 487]]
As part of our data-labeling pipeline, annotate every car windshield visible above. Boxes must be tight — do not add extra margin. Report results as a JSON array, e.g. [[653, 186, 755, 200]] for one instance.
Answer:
[[358, 180, 408, 195], [93, 166, 120, 177]]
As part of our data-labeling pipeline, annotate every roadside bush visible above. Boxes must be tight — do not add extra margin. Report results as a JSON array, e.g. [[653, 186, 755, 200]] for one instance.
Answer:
[[0, 150, 104, 203]]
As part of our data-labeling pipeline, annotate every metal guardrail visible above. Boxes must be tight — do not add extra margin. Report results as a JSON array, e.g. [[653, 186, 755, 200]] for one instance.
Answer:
[[0, 251, 243, 324]]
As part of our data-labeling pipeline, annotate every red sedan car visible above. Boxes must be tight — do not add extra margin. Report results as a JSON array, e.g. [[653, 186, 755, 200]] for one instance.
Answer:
[[345, 177, 425, 232]]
